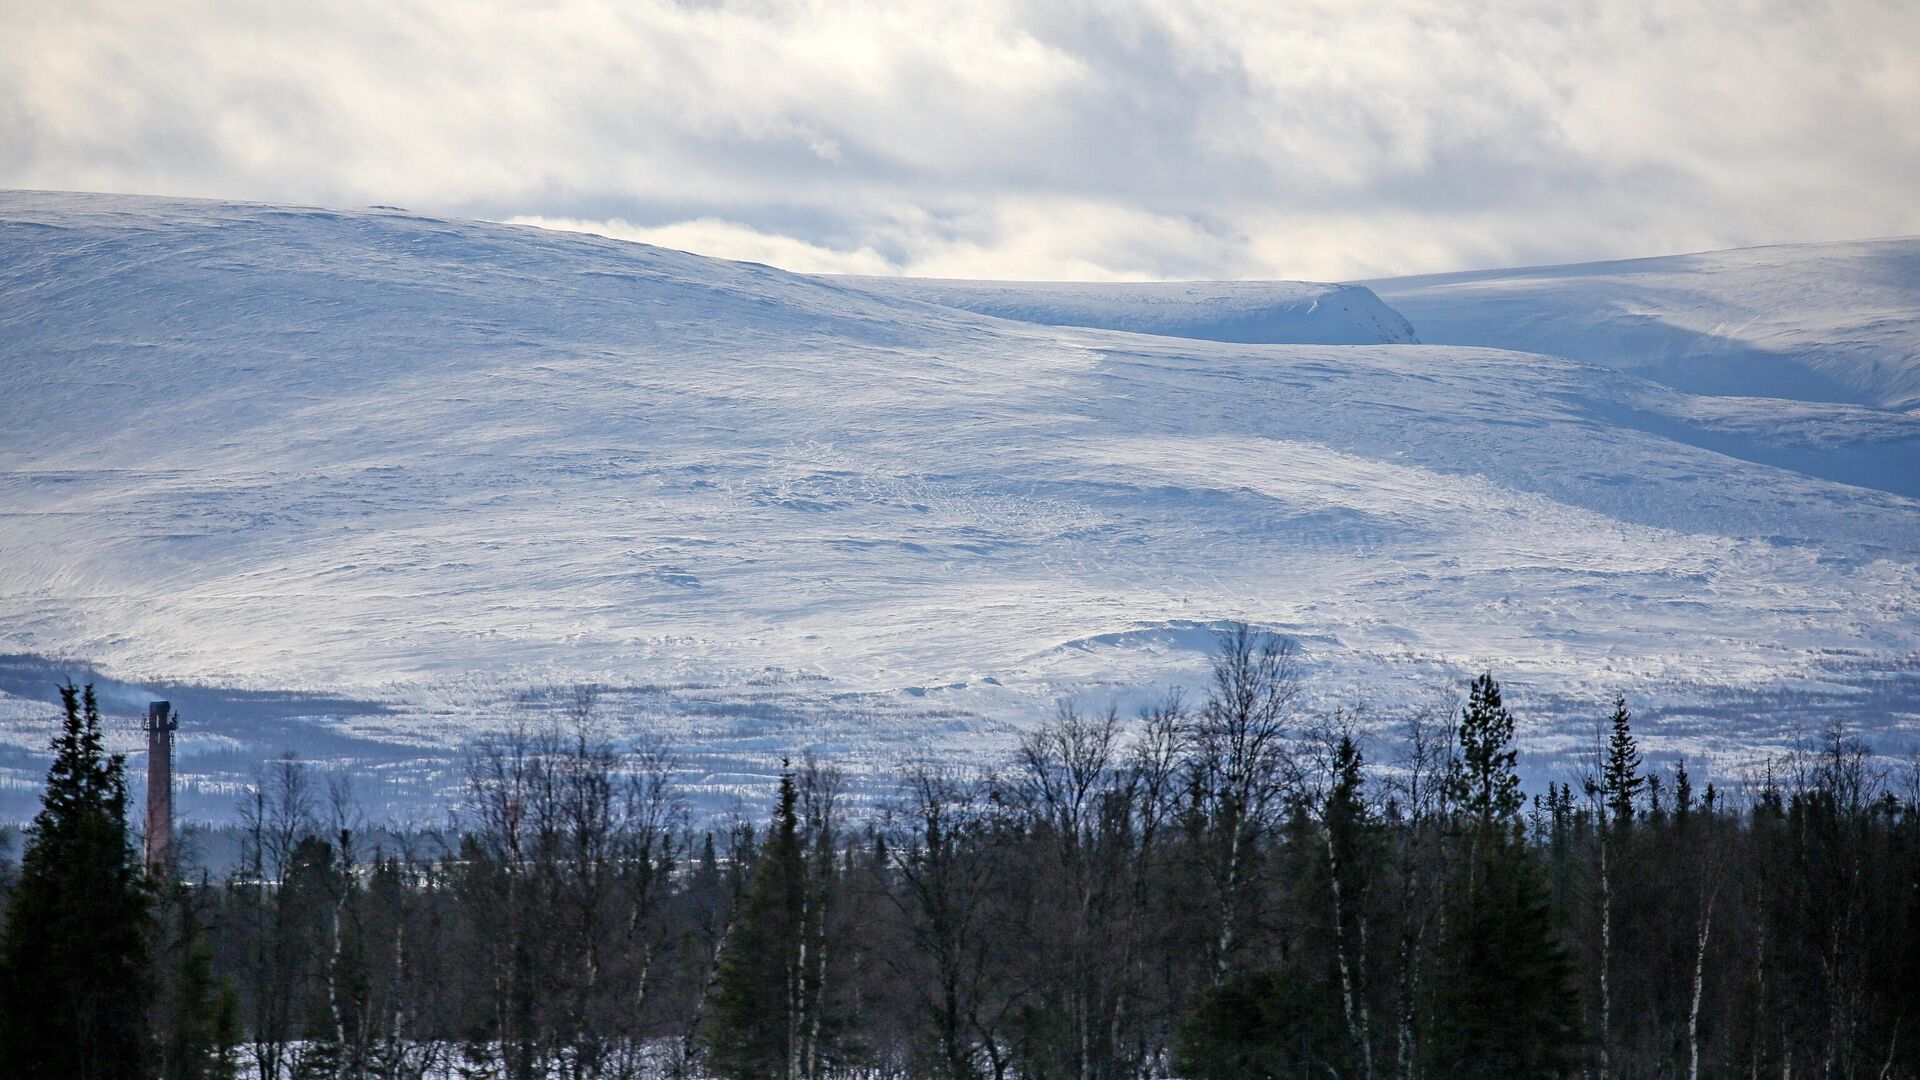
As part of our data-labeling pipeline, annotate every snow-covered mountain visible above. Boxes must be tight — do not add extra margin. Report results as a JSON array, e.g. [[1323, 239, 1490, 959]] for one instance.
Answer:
[[827, 277, 1417, 346], [1363, 238, 1920, 411], [1, 192, 1916, 817]]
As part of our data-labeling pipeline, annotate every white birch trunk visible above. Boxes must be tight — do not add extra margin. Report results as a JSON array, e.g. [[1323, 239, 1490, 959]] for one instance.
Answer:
[[1690, 889, 1715, 1080]]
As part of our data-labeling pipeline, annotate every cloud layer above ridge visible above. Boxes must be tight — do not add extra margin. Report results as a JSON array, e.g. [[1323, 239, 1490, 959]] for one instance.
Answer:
[[6, 0, 1916, 280]]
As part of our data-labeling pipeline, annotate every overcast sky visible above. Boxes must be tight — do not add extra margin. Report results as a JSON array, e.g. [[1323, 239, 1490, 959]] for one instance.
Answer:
[[5, 0, 1916, 280]]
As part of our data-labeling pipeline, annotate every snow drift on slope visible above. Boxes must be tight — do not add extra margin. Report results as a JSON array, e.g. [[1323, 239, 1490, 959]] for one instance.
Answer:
[[1363, 238, 1920, 410], [828, 276, 1418, 346]]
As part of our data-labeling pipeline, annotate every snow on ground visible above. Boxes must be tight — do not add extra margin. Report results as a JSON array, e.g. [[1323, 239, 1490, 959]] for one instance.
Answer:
[[1, 192, 1916, 820], [1363, 237, 1920, 411], [828, 276, 1418, 345]]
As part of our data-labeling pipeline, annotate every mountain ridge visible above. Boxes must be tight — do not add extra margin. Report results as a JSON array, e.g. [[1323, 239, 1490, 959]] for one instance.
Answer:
[[1360, 236, 1920, 411], [1, 191, 1915, 815]]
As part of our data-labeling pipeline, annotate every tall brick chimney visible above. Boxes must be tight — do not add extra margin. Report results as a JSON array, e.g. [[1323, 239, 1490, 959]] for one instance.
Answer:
[[144, 700, 176, 876]]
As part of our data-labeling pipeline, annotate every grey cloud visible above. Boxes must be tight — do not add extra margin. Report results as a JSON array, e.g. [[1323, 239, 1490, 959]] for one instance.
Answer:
[[3, 0, 1915, 280]]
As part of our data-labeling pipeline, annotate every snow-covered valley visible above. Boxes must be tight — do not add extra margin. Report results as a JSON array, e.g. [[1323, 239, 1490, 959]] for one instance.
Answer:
[[2, 192, 1916, 820]]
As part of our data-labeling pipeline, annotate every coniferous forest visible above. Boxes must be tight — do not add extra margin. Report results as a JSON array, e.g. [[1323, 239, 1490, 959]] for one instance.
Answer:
[[1, 630, 1916, 1080]]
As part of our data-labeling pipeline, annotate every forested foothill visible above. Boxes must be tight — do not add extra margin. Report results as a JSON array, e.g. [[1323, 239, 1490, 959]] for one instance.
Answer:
[[1, 629, 1915, 1080]]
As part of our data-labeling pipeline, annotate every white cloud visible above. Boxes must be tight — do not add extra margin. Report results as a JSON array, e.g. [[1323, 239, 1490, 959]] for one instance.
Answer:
[[4, 0, 1916, 280], [508, 215, 898, 275]]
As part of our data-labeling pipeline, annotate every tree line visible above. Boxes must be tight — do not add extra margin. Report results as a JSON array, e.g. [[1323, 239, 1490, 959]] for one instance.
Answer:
[[0, 628, 1915, 1079]]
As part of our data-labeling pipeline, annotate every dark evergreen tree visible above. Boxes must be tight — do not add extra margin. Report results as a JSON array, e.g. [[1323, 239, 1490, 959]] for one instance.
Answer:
[[0, 683, 154, 1079], [703, 764, 806, 1079], [1673, 758, 1694, 824], [1428, 674, 1582, 1080], [1426, 840, 1582, 1080], [0, 826, 16, 895], [1321, 733, 1380, 1077], [1601, 695, 1644, 829], [1446, 674, 1522, 825], [1174, 967, 1349, 1080], [153, 883, 240, 1080], [1325, 735, 1369, 864], [281, 834, 348, 1080]]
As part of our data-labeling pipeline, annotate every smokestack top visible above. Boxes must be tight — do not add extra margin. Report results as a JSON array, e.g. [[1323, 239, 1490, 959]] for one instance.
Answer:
[[146, 700, 174, 731]]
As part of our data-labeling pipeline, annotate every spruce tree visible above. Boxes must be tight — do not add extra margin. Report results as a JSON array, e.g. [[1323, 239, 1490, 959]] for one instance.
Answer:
[[1427, 838, 1582, 1080], [1323, 734, 1378, 1076], [1175, 968, 1349, 1079], [703, 765, 806, 1079], [1601, 695, 1644, 829], [153, 883, 240, 1080], [1446, 673, 1523, 825], [0, 683, 154, 1079], [1428, 674, 1582, 1079]]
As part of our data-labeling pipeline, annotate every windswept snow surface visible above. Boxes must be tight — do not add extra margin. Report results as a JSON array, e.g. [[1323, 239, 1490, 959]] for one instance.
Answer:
[[828, 277, 1418, 346], [1364, 238, 1920, 411], [1, 192, 1917, 819]]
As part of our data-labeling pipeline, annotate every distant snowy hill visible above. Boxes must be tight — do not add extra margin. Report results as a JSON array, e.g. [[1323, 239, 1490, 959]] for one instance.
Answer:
[[1363, 238, 1920, 411], [1, 192, 1916, 817], [827, 277, 1417, 346]]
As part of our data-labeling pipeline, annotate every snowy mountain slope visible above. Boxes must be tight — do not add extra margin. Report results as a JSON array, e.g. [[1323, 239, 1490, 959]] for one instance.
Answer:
[[1362, 238, 1920, 411], [1, 192, 1918, 813], [826, 276, 1417, 345]]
